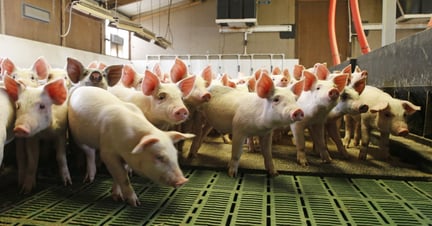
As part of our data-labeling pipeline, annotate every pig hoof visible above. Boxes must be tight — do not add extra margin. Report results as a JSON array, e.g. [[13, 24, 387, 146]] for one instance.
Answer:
[[358, 154, 367, 160], [268, 170, 279, 177], [112, 193, 124, 202], [297, 160, 309, 167], [187, 152, 197, 159], [228, 169, 237, 178], [321, 159, 332, 164]]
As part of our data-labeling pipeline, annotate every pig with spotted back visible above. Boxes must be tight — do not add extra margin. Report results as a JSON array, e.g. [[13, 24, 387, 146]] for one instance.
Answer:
[[323, 64, 368, 158], [290, 64, 348, 166], [4, 73, 69, 194], [356, 85, 420, 160], [197, 70, 304, 177], [109, 65, 194, 130], [68, 86, 194, 206]]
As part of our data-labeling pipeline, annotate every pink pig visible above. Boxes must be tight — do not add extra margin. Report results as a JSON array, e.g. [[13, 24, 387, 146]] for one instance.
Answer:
[[357, 85, 421, 160], [109, 65, 194, 130], [197, 70, 304, 177], [66, 57, 123, 89], [4, 75, 69, 193], [0, 87, 15, 166], [68, 86, 194, 206], [1, 57, 50, 87], [290, 64, 348, 166]]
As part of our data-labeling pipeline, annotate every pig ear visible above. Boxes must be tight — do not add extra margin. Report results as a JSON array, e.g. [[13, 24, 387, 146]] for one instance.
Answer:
[[247, 77, 256, 92], [98, 62, 107, 70], [153, 63, 163, 80], [142, 70, 160, 96], [283, 68, 290, 77], [170, 58, 188, 83], [120, 64, 137, 88], [87, 61, 98, 69], [256, 71, 275, 98], [166, 131, 195, 144], [105, 64, 124, 87], [293, 65, 304, 80], [44, 78, 67, 105], [177, 75, 196, 98], [355, 65, 362, 73], [201, 65, 213, 88], [290, 79, 304, 97], [315, 63, 329, 80], [401, 101, 421, 115], [272, 66, 281, 75], [302, 70, 316, 92], [1, 58, 16, 75], [131, 136, 159, 154], [4, 75, 23, 101], [66, 57, 84, 83], [333, 73, 349, 93], [254, 69, 262, 80], [342, 64, 352, 75], [352, 75, 367, 95], [221, 73, 236, 88], [370, 102, 389, 113], [32, 57, 51, 80]]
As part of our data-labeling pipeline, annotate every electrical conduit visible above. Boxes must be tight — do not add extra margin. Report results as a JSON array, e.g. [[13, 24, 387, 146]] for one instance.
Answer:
[[350, 0, 370, 54], [328, 0, 340, 65]]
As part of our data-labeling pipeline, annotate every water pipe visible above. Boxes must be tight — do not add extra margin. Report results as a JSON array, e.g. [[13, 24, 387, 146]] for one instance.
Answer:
[[328, 0, 340, 65], [350, 0, 370, 54]]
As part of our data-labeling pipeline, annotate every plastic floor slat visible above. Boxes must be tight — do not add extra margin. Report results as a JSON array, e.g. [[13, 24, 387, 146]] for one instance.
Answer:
[[0, 169, 431, 226]]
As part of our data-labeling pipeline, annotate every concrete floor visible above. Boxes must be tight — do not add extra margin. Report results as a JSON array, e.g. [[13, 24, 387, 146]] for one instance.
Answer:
[[179, 132, 432, 180]]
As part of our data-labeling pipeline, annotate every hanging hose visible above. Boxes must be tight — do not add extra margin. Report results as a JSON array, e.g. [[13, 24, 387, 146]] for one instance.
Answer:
[[350, 0, 370, 54], [328, 0, 340, 65]]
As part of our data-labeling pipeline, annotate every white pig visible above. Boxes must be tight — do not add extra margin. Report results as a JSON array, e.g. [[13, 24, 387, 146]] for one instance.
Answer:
[[357, 85, 421, 160], [197, 70, 304, 177], [68, 86, 194, 206], [66, 57, 123, 89], [290, 64, 348, 166], [109, 67, 194, 130], [1, 56, 50, 87], [0, 87, 15, 166], [4, 75, 69, 193]]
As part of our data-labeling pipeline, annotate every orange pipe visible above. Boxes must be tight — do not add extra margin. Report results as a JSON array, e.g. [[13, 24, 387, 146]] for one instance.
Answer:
[[328, 0, 340, 65], [350, 0, 370, 54]]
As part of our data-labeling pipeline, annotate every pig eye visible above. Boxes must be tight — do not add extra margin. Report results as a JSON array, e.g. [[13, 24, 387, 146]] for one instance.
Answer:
[[272, 95, 281, 103], [158, 92, 167, 100], [384, 112, 392, 118], [155, 154, 166, 162], [340, 92, 348, 101], [15, 102, 21, 110], [39, 104, 46, 110], [316, 85, 321, 90]]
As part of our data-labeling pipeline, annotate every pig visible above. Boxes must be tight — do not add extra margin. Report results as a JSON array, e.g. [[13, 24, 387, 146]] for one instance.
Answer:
[[323, 64, 368, 158], [0, 87, 15, 166], [68, 86, 194, 206], [66, 57, 123, 89], [196, 70, 304, 177], [290, 64, 348, 166], [109, 65, 194, 130], [4, 75, 69, 193], [356, 85, 421, 160], [1, 56, 50, 87]]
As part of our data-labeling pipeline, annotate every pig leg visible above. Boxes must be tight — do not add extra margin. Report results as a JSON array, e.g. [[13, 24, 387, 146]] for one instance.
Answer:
[[310, 124, 332, 163], [228, 133, 247, 177], [291, 123, 308, 166], [359, 124, 371, 160], [15, 138, 27, 186], [100, 151, 140, 206], [55, 136, 72, 186], [326, 120, 350, 159], [21, 137, 40, 194], [188, 113, 207, 158], [81, 145, 97, 183], [342, 115, 354, 148], [378, 132, 391, 159], [353, 120, 361, 146], [259, 132, 278, 176]]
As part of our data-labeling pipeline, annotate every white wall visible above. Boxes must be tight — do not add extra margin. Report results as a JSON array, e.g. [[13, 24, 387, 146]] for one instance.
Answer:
[[0, 34, 131, 69]]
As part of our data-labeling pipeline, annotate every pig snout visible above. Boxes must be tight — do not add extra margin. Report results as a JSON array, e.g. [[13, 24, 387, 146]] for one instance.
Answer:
[[358, 104, 369, 113], [90, 72, 103, 83], [173, 177, 189, 188], [14, 125, 30, 137], [290, 108, 304, 122], [174, 107, 189, 121], [328, 88, 340, 100], [397, 128, 409, 137], [201, 93, 212, 102]]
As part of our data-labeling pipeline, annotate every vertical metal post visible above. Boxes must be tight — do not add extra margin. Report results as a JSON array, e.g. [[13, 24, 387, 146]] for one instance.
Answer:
[[382, 0, 396, 46]]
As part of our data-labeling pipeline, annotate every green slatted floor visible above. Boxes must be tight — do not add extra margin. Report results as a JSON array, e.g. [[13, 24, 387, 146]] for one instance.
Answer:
[[0, 169, 431, 226]]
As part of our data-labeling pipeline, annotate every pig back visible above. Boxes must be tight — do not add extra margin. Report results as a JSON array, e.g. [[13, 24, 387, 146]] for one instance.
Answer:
[[199, 85, 242, 134]]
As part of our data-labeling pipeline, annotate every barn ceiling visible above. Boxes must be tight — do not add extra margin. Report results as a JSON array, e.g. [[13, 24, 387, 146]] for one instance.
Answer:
[[98, 0, 201, 21]]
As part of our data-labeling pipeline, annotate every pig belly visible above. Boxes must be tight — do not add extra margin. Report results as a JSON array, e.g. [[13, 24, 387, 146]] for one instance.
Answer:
[[201, 98, 238, 134], [68, 109, 101, 149]]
